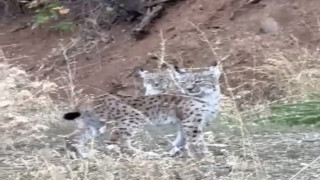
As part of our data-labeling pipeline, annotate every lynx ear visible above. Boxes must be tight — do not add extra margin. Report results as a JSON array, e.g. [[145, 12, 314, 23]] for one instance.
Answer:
[[136, 68, 147, 77], [63, 112, 81, 120], [214, 68, 221, 79], [207, 62, 221, 78], [129, 66, 147, 78], [172, 64, 187, 74]]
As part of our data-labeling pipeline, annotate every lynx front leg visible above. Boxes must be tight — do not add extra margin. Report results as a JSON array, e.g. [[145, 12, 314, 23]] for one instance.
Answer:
[[181, 123, 205, 158], [169, 127, 187, 157], [110, 128, 141, 154], [197, 134, 210, 155], [172, 127, 186, 147]]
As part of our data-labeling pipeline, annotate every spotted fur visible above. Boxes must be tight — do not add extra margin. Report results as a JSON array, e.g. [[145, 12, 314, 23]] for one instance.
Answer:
[[63, 93, 216, 158]]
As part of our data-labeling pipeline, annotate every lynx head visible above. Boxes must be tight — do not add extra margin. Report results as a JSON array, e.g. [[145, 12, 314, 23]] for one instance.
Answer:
[[136, 68, 172, 95], [173, 62, 221, 98]]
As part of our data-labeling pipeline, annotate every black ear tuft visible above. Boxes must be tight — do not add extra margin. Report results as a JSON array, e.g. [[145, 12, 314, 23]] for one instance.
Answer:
[[211, 61, 218, 67], [63, 112, 81, 120], [173, 65, 179, 71], [173, 65, 185, 74], [160, 63, 169, 70]]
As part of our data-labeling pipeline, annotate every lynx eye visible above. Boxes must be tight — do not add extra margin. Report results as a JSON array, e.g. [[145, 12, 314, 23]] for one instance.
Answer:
[[153, 82, 160, 87], [212, 85, 216, 90], [204, 82, 213, 87]]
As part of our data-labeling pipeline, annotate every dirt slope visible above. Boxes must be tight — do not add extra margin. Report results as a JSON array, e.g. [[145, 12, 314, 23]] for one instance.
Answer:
[[1, 0, 320, 103]]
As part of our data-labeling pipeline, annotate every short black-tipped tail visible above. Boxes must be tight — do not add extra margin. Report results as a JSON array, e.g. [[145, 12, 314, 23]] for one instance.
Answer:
[[63, 112, 81, 120]]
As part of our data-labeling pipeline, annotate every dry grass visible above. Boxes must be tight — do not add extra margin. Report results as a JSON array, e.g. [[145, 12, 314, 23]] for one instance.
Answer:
[[0, 60, 234, 179], [2, 25, 320, 179], [0, 44, 257, 179]]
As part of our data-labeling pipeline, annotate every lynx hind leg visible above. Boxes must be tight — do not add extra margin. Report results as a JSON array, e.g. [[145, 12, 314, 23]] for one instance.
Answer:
[[65, 130, 88, 159], [109, 128, 141, 154], [172, 127, 186, 147], [169, 128, 187, 157], [110, 128, 161, 158], [65, 127, 99, 159]]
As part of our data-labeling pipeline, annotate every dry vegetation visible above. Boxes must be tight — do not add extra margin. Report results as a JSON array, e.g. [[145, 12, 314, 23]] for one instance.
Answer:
[[1, 34, 320, 179], [1, 0, 320, 180]]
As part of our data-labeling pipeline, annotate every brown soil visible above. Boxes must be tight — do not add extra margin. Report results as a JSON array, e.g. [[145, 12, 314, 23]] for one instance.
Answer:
[[1, 0, 320, 104]]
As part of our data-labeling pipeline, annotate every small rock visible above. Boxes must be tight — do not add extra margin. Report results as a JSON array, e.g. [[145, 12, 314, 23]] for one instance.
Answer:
[[286, 149, 300, 159], [260, 17, 279, 35], [166, 27, 175, 32], [0, 100, 11, 108]]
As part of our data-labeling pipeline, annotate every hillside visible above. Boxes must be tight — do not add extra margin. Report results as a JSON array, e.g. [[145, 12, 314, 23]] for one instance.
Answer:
[[1, 0, 320, 179]]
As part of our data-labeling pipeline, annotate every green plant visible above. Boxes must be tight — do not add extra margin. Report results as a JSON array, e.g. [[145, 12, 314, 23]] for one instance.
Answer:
[[52, 21, 75, 32], [31, 0, 71, 30], [262, 93, 320, 126]]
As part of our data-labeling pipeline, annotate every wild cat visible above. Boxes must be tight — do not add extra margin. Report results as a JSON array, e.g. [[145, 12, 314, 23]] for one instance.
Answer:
[[133, 62, 222, 154], [63, 91, 217, 158], [62, 61, 221, 158]]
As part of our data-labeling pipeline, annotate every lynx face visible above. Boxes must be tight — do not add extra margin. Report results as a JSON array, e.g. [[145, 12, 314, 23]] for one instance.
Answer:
[[137, 69, 177, 95], [137, 63, 222, 102], [173, 65, 221, 100]]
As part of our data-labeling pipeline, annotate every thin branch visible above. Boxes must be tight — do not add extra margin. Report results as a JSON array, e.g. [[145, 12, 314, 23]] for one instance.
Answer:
[[289, 155, 320, 180]]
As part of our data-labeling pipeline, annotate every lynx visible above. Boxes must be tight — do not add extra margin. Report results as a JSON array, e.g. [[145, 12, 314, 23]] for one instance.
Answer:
[[63, 92, 217, 158], [135, 62, 222, 153]]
